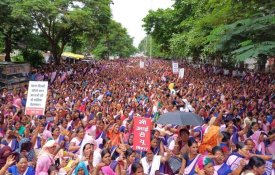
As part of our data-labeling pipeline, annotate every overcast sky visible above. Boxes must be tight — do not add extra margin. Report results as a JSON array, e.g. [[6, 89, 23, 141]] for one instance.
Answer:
[[111, 0, 174, 47]]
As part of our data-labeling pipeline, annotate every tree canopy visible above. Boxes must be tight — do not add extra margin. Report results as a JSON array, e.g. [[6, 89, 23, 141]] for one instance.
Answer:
[[0, 0, 136, 63], [142, 0, 275, 68]]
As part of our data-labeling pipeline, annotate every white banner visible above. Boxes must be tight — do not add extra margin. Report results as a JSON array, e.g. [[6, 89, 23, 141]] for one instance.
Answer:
[[25, 81, 48, 116], [172, 62, 179, 74], [179, 68, 185, 78], [140, 61, 144, 68]]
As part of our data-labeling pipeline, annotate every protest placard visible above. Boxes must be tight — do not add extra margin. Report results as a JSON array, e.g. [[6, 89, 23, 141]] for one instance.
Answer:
[[25, 81, 48, 115], [172, 62, 179, 74], [179, 68, 185, 78], [133, 117, 151, 151], [140, 61, 145, 68]]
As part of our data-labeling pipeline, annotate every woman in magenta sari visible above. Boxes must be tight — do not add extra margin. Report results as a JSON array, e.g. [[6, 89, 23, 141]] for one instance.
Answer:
[[93, 149, 118, 175]]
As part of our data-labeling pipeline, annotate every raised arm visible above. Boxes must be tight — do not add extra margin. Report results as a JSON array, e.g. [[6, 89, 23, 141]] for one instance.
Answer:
[[178, 156, 186, 175], [160, 150, 171, 163], [213, 107, 226, 126], [0, 156, 15, 175]]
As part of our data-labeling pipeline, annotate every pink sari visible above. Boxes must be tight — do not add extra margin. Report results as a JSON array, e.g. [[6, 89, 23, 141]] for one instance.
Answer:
[[35, 140, 56, 175], [267, 141, 275, 155], [250, 131, 266, 155], [35, 153, 54, 175], [101, 166, 117, 175]]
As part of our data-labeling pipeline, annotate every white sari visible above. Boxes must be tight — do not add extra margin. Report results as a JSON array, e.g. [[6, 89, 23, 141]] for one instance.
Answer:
[[141, 155, 161, 175], [183, 154, 200, 175]]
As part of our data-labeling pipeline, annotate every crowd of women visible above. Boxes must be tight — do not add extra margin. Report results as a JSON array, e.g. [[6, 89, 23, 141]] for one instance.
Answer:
[[0, 58, 274, 175]]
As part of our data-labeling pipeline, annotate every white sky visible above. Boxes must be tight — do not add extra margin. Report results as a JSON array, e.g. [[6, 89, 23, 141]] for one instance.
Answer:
[[111, 0, 174, 47]]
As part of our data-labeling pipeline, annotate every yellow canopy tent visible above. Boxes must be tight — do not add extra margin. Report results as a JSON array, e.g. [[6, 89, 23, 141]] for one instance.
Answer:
[[61, 52, 84, 60]]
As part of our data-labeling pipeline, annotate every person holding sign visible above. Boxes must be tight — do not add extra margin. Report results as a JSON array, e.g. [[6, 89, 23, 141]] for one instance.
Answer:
[[172, 62, 179, 74], [179, 68, 185, 78]]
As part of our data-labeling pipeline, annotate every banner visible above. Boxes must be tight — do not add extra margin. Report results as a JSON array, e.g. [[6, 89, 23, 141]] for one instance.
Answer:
[[179, 68, 185, 78], [172, 62, 179, 74], [25, 81, 48, 115], [133, 117, 151, 151], [140, 61, 145, 68]]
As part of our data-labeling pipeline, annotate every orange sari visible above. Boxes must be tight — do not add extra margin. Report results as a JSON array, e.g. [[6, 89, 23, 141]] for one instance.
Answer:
[[199, 125, 222, 154], [107, 129, 122, 146]]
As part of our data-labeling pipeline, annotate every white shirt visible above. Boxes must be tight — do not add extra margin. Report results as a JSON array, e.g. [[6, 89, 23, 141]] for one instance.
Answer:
[[70, 137, 81, 155], [213, 164, 222, 175], [141, 155, 161, 175], [226, 155, 245, 171], [93, 148, 102, 167]]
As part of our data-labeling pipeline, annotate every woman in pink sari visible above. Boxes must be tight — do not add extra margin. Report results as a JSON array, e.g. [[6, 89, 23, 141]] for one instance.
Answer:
[[250, 131, 266, 155], [35, 140, 58, 175]]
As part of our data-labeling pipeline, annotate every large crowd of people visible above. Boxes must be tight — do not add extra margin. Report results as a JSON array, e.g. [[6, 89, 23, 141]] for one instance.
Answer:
[[0, 58, 274, 175]]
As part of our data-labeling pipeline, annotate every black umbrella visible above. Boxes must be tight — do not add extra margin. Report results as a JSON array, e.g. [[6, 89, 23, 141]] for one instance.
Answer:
[[156, 111, 204, 126]]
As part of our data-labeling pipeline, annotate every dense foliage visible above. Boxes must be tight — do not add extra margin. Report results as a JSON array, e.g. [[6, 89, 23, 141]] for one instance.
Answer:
[[142, 0, 275, 68], [92, 20, 136, 59], [0, 0, 136, 63]]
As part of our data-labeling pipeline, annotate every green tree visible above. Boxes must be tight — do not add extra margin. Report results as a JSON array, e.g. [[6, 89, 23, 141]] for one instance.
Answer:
[[142, 0, 275, 69], [138, 35, 166, 58], [143, 8, 178, 55], [92, 20, 136, 59], [0, 0, 32, 61], [206, 14, 275, 70], [13, 0, 112, 64], [0, 33, 4, 53]]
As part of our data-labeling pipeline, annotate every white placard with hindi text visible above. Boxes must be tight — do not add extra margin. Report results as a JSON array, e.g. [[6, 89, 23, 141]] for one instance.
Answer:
[[25, 81, 48, 116], [172, 62, 179, 74], [140, 61, 144, 68], [179, 68, 185, 78]]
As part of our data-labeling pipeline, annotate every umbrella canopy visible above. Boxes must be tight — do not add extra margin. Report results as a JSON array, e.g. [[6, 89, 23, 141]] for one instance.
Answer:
[[62, 52, 84, 60], [156, 111, 204, 126]]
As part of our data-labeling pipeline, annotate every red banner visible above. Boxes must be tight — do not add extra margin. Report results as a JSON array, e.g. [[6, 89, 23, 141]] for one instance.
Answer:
[[25, 107, 44, 115], [133, 117, 151, 152]]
